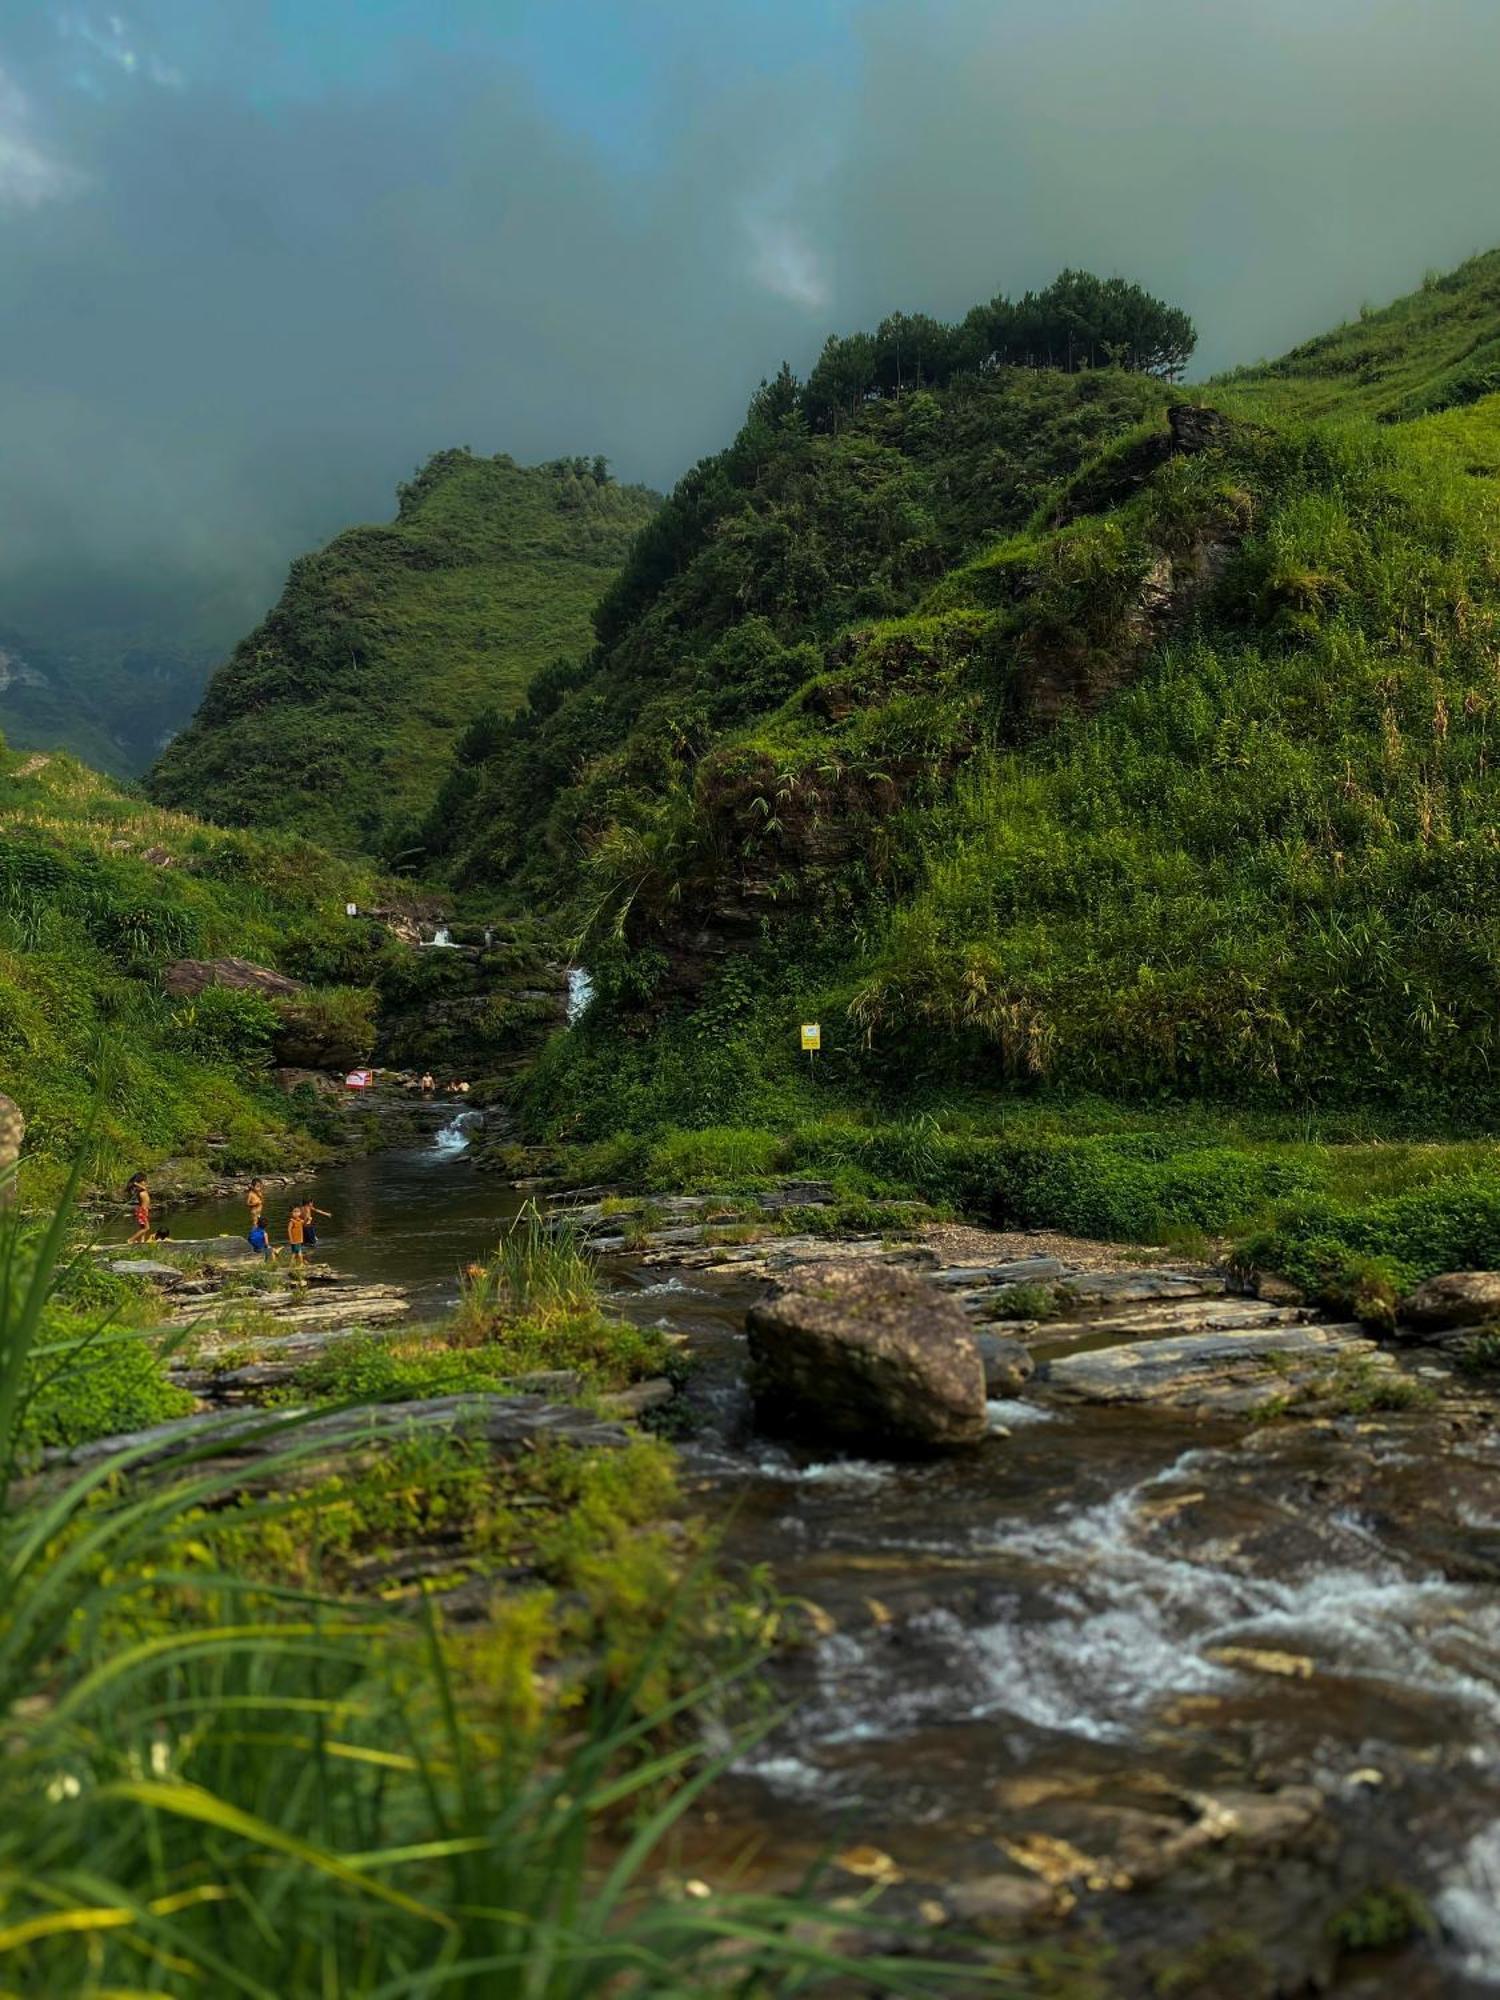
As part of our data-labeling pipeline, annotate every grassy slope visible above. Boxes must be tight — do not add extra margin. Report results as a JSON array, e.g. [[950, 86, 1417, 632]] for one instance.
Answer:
[[147, 451, 658, 854], [0, 739, 388, 1201], [472, 256, 1500, 1290], [1218, 248, 1500, 422]]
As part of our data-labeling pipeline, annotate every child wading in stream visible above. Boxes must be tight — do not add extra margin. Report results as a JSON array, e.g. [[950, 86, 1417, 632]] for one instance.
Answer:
[[286, 1202, 307, 1271], [300, 1200, 331, 1258], [126, 1175, 152, 1245]]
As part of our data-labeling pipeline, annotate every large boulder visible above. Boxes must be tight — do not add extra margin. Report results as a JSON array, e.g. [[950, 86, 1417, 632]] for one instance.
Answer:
[[746, 1263, 988, 1452], [1398, 1271, 1500, 1336], [163, 957, 304, 1002]]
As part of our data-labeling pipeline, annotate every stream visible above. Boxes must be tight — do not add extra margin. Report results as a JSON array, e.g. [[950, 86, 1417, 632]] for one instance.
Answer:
[[134, 1129, 1500, 1991]]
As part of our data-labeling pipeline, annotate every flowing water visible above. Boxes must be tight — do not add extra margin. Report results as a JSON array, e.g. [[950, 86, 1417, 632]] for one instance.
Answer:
[[131, 1141, 1500, 1987]]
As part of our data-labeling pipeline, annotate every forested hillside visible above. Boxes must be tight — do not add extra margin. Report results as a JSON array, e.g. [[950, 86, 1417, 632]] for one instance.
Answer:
[[147, 451, 657, 855], [411, 260, 1500, 1170]]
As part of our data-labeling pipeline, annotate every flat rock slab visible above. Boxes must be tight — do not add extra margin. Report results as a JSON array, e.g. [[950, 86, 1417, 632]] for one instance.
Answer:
[[164, 1283, 413, 1331], [1061, 1269, 1226, 1305], [1015, 1299, 1311, 1342], [1046, 1322, 1384, 1411], [45, 1393, 632, 1473], [932, 1258, 1073, 1289]]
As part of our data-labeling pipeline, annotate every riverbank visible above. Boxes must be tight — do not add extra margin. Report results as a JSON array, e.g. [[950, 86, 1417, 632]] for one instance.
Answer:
[[56, 1159, 1500, 1993], [489, 1102, 1500, 1338]]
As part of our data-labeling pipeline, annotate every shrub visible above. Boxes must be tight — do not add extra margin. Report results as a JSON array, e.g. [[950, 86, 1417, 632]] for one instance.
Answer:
[[168, 985, 281, 1067]]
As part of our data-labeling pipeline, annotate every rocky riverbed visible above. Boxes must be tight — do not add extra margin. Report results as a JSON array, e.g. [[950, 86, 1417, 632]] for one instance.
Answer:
[[93, 1182, 1500, 1994]]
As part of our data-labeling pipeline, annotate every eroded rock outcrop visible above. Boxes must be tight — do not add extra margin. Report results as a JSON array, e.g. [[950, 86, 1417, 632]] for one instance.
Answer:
[[163, 957, 304, 1001], [747, 1263, 988, 1452], [1398, 1270, 1500, 1336]]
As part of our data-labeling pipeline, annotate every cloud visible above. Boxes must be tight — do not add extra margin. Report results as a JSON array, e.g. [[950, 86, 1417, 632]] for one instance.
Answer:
[[2, 0, 1500, 708], [0, 64, 73, 207], [57, 10, 183, 89]]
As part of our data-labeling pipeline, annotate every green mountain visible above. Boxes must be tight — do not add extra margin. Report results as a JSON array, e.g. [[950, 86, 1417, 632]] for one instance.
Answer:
[[0, 624, 214, 779], [147, 451, 658, 854], [414, 258, 1500, 1171]]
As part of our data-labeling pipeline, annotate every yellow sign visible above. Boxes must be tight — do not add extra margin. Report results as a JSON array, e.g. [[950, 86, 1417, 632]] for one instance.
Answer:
[[800, 1022, 821, 1051]]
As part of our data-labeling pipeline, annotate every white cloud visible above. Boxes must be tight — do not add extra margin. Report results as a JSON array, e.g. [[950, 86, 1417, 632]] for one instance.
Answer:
[[58, 11, 184, 90], [745, 210, 831, 311], [0, 65, 73, 208]]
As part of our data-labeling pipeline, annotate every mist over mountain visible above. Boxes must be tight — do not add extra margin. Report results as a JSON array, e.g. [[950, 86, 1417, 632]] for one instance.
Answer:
[[6, 0, 1500, 762]]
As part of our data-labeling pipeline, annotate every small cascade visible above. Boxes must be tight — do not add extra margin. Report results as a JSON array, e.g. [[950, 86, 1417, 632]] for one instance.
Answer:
[[566, 965, 595, 1025], [431, 1109, 479, 1154], [418, 923, 456, 949]]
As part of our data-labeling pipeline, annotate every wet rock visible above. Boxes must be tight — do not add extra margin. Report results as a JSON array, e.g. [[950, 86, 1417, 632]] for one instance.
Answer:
[[1399, 1271, 1500, 1335], [975, 1331, 1034, 1396], [746, 1263, 988, 1452], [1046, 1321, 1385, 1411]]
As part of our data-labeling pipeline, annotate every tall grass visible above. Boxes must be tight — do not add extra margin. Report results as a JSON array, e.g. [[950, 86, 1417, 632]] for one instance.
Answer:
[[2, 1177, 1010, 1994]]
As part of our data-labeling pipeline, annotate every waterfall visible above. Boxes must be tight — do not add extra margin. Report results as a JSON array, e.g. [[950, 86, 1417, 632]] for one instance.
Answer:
[[432, 1109, 479, 1153], [566, 966, 595, 1025]]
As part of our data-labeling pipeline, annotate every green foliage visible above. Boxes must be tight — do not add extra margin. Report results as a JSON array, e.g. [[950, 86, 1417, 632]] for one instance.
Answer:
[[19, 1318, 192, 1449], [436, 360, 1168, 892], [0, 743, 391, 1196], [1240, 1173, 1500, 1296], [1221, 248, 1500, 422], [148, 450, 659, 853], [1327, 1883, 1433, 1953], [169, 984, 280, 1066], [1453, 1328, 1500, 1376]]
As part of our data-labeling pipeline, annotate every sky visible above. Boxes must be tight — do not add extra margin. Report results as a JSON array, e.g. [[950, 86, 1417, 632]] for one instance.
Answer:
[[4, 0, 1500, 671]]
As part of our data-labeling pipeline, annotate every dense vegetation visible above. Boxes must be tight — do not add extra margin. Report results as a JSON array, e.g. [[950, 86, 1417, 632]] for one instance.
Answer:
[[416, 258, 1500, 1281], [147, 451, 658, 855], [0, 1194, 1006, 1996], [0, 738, 399, 1201]]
